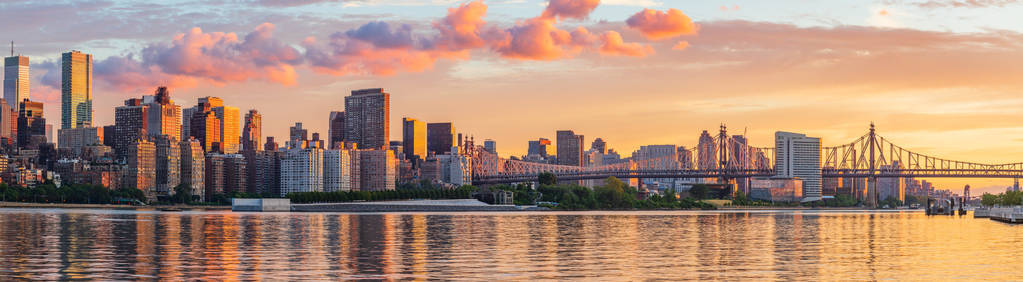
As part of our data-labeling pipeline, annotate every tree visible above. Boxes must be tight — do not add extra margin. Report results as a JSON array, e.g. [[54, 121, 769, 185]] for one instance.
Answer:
[[689, 184, 709, 200], [981, 193, 998, 207], [171, 184, 192, 204], [538, 172, 558, 186]]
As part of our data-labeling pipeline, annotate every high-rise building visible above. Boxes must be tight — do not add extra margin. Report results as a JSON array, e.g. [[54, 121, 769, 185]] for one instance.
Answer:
[[591, 138, 606, 154], [154, 136, 181, 198], [556, 130, 584, 166], [264, 136, 279, 151], [427, 122, 455, 155], [114, 99, 148, 158], [774, 131, 822, 201], [697, 130, 717, 170], [484, 139, 497, 155], [4, 54, 29, 110], [212, 105, 239, 153], [527, 138, 552, 158], [242, 109, 262, 152], [324, 149, 353, 192], [17, 99, 46, 149], [57, 126, 103, 155], [179, 138, 205, 202], [245, 150, 282, 195], [280, 147, 324, 196], [145, 87, 181, 140], [328, 111, 345, 149], [289, 122, 308, 148], [188, 100, 221, 153], [205, 153, 246, 198], [358, 149, 395, 191], [0, 98, 13, 144], [61, 50, 93, 129], [344, 88, 389, 150], [124, 138, 156, 201], [402, 117, 426, 160]]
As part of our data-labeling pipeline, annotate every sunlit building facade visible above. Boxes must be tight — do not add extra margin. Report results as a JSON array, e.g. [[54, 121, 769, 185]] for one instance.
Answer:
[[774, 131, 822, 201], [61, 50, 92, 129]]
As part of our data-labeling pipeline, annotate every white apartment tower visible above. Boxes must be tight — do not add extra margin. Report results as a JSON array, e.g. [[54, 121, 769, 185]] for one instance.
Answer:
[[775, 131, 822, 201]]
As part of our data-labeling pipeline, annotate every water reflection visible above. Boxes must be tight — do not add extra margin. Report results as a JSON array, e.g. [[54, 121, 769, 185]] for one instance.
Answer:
[[0, 209, 1020, 280]]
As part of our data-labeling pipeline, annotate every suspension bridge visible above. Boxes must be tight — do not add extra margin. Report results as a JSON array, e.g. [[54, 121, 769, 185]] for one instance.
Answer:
[[467, 124, 1023, 185]]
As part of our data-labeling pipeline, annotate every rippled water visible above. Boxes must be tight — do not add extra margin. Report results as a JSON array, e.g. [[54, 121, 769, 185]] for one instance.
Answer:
[[0, 208, 1020, 280]]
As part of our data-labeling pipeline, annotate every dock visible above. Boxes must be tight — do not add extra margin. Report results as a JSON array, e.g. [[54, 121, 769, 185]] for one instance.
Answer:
[[988, 207, 1023, 223]]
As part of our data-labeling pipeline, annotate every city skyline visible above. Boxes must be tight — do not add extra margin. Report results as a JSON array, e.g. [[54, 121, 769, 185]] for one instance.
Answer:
[[4, 0, 1023, 194]]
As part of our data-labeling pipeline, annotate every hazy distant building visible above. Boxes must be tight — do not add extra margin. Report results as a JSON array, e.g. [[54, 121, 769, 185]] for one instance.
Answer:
[[697, 130, 717, 170], [402, 117, 426, 160], [61, 50, 93, 129], [242, 109, 262, 151], [264, 137, 279, 151], [289, 122, 308, 149], [344, 88, 389, 149], [775, 131, 822, 201], [750, 177, 803, 202], [591, 138, 606, 154], [527, 138, 552, 158], [556, 130, 584, 166], [483, 139, 497, 155], [4, 54, 29, 110], [124, 138, 156, 201], [179, 138, 205, 202], [877, 161, 905, 202], [280, 147, 324, 196], [328, 111, 345, 149]]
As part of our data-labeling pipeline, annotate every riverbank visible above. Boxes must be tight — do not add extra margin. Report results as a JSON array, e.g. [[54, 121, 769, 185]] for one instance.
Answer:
[[0, 201, 231, 211], [291, 199, 549, 212]]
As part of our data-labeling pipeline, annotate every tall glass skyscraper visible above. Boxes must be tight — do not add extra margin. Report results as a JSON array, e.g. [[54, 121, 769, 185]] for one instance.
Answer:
[[3, 54, 29, 110], [61, 50, 93, 129], [344, 88, 389, 150]]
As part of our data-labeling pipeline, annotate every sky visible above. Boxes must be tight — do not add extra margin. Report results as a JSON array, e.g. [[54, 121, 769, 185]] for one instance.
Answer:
[[5, 0, 1023, 194]]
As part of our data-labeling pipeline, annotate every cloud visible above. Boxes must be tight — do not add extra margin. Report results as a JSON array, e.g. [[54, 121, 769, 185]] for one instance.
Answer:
[[672, 41, 689, 50], [626, 8, 698, 40], [913, 0, 1020, 8], [599, 31, 654, 57], [433, 0, 492, 52], [541, 0, 601, 20]]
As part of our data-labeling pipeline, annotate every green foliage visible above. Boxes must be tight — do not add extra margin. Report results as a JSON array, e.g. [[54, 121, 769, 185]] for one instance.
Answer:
[[822, 194, 860, 207], [533, 177, 714, 210], [287, 186, 479, 204], [538, 172, 558, 186], [980, 191, 1023, 207], [689, 184, 710, 200], [170, 184, 193, 204], [879, 197, 902, 209], [0, 183, 144, 205]]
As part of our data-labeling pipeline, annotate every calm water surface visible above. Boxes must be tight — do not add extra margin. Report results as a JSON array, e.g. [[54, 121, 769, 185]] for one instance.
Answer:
[[0, 208, 1020, 280]]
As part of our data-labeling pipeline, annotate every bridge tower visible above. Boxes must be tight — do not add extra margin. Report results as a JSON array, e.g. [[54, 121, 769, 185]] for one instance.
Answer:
[[867, 122, 879, 208]]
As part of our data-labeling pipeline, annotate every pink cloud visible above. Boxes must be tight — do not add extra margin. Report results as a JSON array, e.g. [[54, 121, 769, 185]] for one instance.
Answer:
[[672, 41, 690, 50], [599, 31, 654, 57], [541, 0, 601, 21], [626, 8, 699, 40]]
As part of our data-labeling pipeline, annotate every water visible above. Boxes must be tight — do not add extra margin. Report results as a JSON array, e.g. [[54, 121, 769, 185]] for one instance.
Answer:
[[0, 208, 1020, 280]]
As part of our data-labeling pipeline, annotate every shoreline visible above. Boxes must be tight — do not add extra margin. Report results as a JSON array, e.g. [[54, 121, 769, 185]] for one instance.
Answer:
[[0, 201, 922, 213]]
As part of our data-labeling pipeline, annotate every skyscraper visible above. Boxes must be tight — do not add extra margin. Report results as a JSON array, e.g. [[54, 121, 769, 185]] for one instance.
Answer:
[[402, 117, 426, 160], [154, 136, 181, 197], [61, 50, 93, 129], [328, 111, 345, 149], [145, 87, 181, 140], [591, 138, 606, 154], [484, 139, 497, 155], [527, 138, 552, 158], [186, 98, 224, 153], [280, 147, 324, 196], [427, 122, 455, 155], [17, 99, 46, 149], [242, 109, 262, 151], [358, 149, 396, 191], [774, 131, 822, 201], [289, 122, 308, 149], [114, 99, 148, 158], [344, 88, 389, 150], [180, 138, 205, 202], [212, 105, 240, 153], [4, 53, 29, 110], [697, 130, 717, 170], [324, 149, 352, 192], [556, 130, 584, 166], [125, 138, 156, 201], [0, 98, 14, 144]]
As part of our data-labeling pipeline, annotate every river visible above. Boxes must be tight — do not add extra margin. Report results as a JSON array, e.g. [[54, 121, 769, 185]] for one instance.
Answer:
[[0, 208, 1019, 280]]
